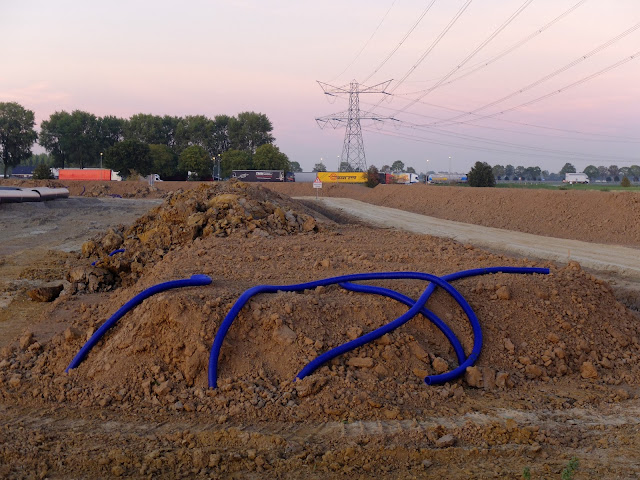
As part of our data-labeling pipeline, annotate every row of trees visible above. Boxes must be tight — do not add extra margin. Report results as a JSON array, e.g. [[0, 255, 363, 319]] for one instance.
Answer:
[[490, 162, 640, 182], [0, 101, 292, 179]]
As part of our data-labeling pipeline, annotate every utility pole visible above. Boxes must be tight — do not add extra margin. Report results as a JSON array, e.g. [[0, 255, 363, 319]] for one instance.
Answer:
[[316, 80, 394, 172]]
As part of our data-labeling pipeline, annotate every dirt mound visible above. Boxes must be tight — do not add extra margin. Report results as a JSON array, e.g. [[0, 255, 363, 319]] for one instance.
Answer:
[[2, 183, 640, 477], [265, 182, 640, 246], [2, 221, 638, 420], [73, 182, 318, 292]]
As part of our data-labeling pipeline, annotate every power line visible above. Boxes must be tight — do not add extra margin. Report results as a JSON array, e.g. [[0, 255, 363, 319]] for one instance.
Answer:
[[362, 124, 640, 165], [384, 0, 473, 94], [330, 0, 398, 83], [362, 0, 437, 84], [439, 49, 640, 127], [430, 21, 640, 125], [398, 0, 535, 112], [396, 0, 588, 96]]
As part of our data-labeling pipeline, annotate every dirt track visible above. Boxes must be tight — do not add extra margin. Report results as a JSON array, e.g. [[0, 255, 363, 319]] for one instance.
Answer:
[[2, 181, 640, 478], [298, 196, 640, 281]]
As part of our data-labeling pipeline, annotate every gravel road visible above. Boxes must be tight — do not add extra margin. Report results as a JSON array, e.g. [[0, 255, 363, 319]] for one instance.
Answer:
[[298, 197, 640, 283]]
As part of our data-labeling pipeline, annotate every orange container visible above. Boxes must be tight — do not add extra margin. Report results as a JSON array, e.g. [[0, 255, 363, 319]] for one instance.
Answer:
[[58, 169, 112, 181]]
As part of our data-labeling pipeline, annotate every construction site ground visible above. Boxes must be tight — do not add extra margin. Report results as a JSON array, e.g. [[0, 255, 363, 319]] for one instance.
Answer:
[[1, 179, 639, 479]]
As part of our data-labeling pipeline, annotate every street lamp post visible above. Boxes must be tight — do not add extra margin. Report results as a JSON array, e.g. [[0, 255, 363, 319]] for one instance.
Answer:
[[448, 156, 452, 174], [100, 152, 103, 169]]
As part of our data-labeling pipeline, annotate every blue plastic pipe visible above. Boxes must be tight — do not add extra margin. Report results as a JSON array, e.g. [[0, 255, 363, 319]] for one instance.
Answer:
[[91, 248, 126, 266], [209, 272, 477, 388], [66, 274, 212, 372], [333, 267, 549, 384], [338, 281, 467, 365], [208, 267, 548, 388]]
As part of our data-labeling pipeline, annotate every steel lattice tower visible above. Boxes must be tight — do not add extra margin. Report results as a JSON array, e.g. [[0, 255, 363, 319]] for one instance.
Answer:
[[316, 80, 393, 172]]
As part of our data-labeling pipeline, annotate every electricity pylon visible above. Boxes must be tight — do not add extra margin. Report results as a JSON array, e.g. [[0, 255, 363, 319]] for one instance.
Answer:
[[316, 80, 394, 172]]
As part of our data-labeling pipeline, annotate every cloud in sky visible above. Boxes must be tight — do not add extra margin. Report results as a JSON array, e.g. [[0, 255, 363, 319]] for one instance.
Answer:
[[2, 0, 639, 172]]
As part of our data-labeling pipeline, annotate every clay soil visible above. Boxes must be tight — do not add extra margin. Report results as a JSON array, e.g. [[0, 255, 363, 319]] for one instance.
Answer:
[[1, 180, 640, 479]]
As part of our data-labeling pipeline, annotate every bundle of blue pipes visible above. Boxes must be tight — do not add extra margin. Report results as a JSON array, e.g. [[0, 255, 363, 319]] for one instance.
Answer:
[[209, 266, 549, 388], [65, 267, 549, 389]]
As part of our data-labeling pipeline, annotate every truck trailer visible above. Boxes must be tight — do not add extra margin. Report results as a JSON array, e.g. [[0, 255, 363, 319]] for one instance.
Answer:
[[232, 170, 294, 182], [58, 169, 122, 181], [563, 172, 589, 184]]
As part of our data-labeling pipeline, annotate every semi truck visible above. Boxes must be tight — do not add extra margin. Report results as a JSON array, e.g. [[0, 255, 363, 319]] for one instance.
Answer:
[[231, 170, 295, 182], [58, 169, 122, 181], [427, 173, 468, 184], [563, 172, 589, 184], [390, 173, 419, 184]]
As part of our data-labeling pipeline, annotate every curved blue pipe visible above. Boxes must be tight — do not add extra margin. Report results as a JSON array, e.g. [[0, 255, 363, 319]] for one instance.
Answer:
[[335, 267, 548, 384], [209, 267, 548, 388], [209, 272, 476, 388], [338, 281, 467, 365], [91, 248, 126, 266], [66, 274, 212, 372]]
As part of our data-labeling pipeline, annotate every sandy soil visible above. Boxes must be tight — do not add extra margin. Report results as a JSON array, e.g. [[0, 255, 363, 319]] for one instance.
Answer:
[[265, 182, 640, 247], [1, 180, 639, 478]]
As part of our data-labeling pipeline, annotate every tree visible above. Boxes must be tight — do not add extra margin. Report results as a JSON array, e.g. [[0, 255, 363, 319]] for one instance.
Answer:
[[514, 165, 525, 179], [104, 139, 153, 177], [33, 163, 53, 179], [467, 161, 495, 187], [505, 164, 515, 178], [252, 144, 289, 171], [339, 161, 353, 172], [559, 163, 576, 175], [492, 164, 505, 179], [149, 144, 178, 179], [629, 165, 640, 181], [583, 165, 599, 181], [406, 166, 416, 174], [380, 164, 391, 173], [228, 112, 274, 152], [40, 110, 102, 168], [608, 165, 619, 178], [289, 161, 302, 173], [0, 102, 37, 178], [178, 145, 212, 180], [391, 160, 404, 172], [220, 149, 252, 178], [175, 115, 214, 156], [621, 176, 631, 187], [366, 165, 379, 188], [313, 162, 326, 172], [125, 113, 179, 148], [98, 115, 125, 152], [597, 165, 608, 179]]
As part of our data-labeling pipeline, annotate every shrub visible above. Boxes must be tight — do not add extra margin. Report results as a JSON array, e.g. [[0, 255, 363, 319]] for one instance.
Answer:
[[366, 165, 380, 188], [621, 176, 631, 187], [32, 164, 53, 179], [467, 161, 496, 187]]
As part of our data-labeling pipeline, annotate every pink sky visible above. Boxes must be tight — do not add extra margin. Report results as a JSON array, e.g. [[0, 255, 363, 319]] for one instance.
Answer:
[[2, 0, 639, 173]]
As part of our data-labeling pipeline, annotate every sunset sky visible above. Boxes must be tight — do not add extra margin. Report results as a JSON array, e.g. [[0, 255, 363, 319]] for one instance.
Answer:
[[2, 0, 639, 173]]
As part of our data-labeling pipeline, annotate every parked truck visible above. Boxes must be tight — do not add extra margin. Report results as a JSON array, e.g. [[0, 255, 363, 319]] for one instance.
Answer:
[[58, 169, 121, 181], [231, 170, 294, 182], [391, 173, 419, 184], [427, 173, 468, 184], [563, 172, 589, 184]]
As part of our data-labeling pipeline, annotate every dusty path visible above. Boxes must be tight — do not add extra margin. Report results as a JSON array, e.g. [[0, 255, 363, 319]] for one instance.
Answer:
[[297, 197, 640, 283]]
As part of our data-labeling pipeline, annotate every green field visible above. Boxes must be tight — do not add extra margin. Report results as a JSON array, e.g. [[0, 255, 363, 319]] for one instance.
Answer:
[[494, 182, 640, 191]]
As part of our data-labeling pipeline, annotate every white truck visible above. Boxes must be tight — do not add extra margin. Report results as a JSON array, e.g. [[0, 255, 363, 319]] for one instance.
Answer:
[[563, 172, 589, 184]]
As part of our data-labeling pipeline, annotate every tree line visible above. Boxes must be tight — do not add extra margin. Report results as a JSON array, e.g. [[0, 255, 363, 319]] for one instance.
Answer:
[[490, 162, 640, 182], [0, 101, 293, 179]]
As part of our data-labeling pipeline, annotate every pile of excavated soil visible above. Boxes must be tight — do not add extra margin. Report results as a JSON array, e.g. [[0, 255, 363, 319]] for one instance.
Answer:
[[2, 182, 640, 478], [264, 183, 640, 246]]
